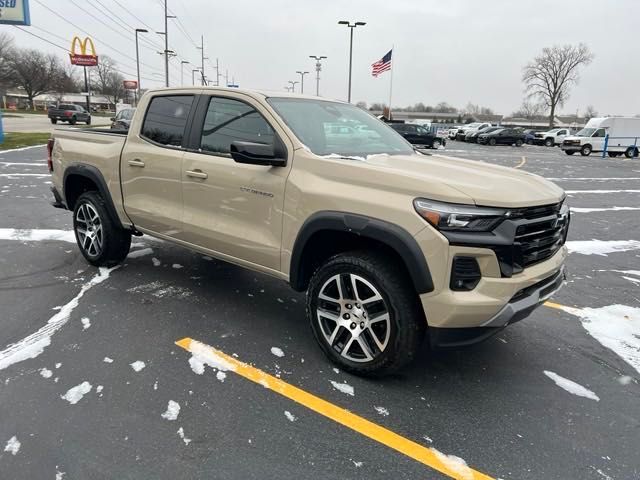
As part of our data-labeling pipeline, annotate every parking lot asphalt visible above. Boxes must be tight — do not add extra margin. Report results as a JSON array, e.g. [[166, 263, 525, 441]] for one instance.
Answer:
[[2, 114, 111, 133], [0, 142, 639, 479]]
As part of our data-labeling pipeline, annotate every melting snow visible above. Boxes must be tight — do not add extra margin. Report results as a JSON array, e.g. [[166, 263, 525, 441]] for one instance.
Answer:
[[172, 263, 183, 269], [571, 206, 640, 213], [0, 228, 75, 243], [566, 240, 640, 256], [128, 248, 153, 259], [188, 356, 205, 375], [40, 368, 53, 378], [0, 268, 115, 371], [270, 347, 284, 357], [544, 371, 600, 401], [61, 381, 92, 404], [284, 411, 297, 422], [566, 189, 640, 194], [152, 257, 161, 267], [432, 449, 473, 480], [187, 340, 236, 372], [4, 436, 21, 455], [374, 406, 389, 416], [161, 400, 180, 421], [81, 317, 91, 330], [96, 385, 104, 394], [177, 427, 191, 445], [130, 361, 146, 372], [618, 376, 632, 385], [103, 357, 114, 363], [352, 460, 363, 468], [55, 363, 61, 369], [216, 371, 226, 382], [330, 380, 354, 396]]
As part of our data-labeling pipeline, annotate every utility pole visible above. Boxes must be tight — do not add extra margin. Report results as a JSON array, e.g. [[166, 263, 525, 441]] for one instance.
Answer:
[[135, 29, 148, 102], [164, 0, 169, 86], [180, 60, 189, 86], [197, 36, 209, 86], [309, 55, 327, 96], [192, 69, 200, 86], [338, 21, 366, 102], [215, 58, 220, 86], [296, 71, 309, 94], [224, 69, 229, 87]]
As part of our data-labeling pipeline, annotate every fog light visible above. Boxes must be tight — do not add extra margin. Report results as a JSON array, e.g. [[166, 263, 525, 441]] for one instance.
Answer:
[[450, 257, 481, 291]]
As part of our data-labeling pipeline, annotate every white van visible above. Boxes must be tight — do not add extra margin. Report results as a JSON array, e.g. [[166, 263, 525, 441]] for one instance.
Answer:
[[561, 117, 640, 157]]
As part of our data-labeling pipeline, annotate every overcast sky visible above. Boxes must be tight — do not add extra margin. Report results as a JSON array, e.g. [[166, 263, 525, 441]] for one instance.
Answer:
[[8, 0, 640, 115]]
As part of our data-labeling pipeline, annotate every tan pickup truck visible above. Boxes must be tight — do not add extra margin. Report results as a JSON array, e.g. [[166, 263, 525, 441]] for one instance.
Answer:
[[48, 87, 569, 376]]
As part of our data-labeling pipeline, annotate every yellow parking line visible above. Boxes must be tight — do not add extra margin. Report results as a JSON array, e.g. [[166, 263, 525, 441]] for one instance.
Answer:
[[543, 301, 564, 310], [515, 156, 527, 169], [176, 337, 495, 480]]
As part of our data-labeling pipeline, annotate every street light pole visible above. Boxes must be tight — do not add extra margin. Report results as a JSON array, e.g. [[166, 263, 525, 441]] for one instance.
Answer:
[[296, 71, 309, 94], [180, 60, 189, 86], [192, 69, 200, 86], [288, 80, 299, 93], [309, 55, 327, 96], [196, 35, 209, 86], [135, 29, 148, 102], [338, 20, 366, 103]]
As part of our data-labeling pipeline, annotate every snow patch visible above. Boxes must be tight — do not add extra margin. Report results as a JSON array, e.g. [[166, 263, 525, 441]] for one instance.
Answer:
[[103, 357, 114, 363], [0, 268, 115, 371], [188, 356, 205, 375], [187, 340, 236, 372], [172, 263, 183, 269], [351, 460, 363, 468], [216, 371, 226, 382], [544, 371, 600, 401], [81, 317, 91, 330], [130, 361, 146, 372], [284, 411, 297, 422], [374, 406, 389, 416], [566, 189, 640, 194], [571, 206, 640, 213], [55, 363, 61, 369], [0, 228, 75, 243], [432, 449, 473, 480], [96, 385, 104, 393], [4, 436, 20, 455], [128, 248, 153, 259], [177, 427, 191, 445], [161, 400, 180, 421], [40, 368, 53, 378], [270, 347, 284, 357], [330, 380, 354, 396], [61, 381, 92, 404], [618, 375, 632, 385], [566, 240, 640, 256], [152, 257, 161, 267]]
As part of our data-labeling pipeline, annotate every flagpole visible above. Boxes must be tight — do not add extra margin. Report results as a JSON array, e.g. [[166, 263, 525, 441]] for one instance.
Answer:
[[388, 46, 394, 121]]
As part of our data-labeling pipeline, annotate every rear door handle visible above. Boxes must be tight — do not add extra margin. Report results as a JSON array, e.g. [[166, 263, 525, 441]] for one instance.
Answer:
[[186, 169, 208, 179], [128, 159, 145, 167]]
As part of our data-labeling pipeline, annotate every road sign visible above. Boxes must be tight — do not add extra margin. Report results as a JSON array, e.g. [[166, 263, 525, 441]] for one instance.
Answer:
[[70, 36, 98, 66], [0, 0, 31, 26], [123, 80, 138, 90]]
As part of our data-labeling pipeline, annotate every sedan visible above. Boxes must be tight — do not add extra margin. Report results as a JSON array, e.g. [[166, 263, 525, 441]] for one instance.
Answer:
[[478, 128, 525, 146]]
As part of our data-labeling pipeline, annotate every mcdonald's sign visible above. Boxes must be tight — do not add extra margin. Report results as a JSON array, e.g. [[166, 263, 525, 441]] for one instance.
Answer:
[[70, 36, 98, 67]]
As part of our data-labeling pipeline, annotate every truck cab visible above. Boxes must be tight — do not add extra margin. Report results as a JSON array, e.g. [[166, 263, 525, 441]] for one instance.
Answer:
[[534, 128, 572, 147]]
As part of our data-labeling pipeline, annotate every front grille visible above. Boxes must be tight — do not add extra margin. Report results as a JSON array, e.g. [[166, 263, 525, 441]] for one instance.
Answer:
[[563, 139, 580, 146], [514, 203, 569, 268]]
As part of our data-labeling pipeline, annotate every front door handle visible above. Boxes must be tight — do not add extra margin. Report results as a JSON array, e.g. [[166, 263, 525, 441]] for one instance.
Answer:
[[186, 169, 208, 179], [128, 159, 145, 167]]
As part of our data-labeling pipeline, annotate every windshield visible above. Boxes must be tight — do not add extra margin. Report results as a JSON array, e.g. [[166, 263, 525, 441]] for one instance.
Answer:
[[267, 98, 413, 157], [576, 128, 596, 136]]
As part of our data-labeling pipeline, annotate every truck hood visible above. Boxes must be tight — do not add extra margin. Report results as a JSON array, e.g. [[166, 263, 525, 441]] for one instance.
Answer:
[[361, 152, 565, 208]]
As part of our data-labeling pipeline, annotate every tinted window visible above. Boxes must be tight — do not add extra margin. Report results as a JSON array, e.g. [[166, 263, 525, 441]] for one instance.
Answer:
[[200, 97, 275, 155], [141, 95, 193, 146], [59, 104, 75, 110], [593, 128, 606, 138]]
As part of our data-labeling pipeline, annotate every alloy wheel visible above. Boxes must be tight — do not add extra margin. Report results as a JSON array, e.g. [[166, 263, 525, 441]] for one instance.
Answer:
[[75, 202, 103, 257]]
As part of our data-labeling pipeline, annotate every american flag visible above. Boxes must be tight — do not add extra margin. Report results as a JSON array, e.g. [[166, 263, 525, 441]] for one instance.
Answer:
[[371, 49, 392, 77]]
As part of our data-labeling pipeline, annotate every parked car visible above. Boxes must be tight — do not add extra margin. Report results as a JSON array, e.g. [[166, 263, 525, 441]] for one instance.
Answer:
[[520, 129, 537, 145], [561, 117, 640, 157], [478, 128, 525, 146], [465, 126, 501, 143], [533, 128, 572, 147], [48, 87, 568, 375], [448, 126, 462, 139], [457, 122, 491, 141], [48, 104, 91, 125], [110, 108, 136, 131], [389, 123, 446, 149]]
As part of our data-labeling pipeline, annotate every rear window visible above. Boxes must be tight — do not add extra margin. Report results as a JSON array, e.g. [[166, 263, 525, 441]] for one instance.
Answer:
[[59, 104, 75, 110], [141, 95, 194, 147]]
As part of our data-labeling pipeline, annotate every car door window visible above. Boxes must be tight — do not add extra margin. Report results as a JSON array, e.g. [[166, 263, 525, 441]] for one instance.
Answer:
[[200, 97, 275, 156], [141, 95, 194, 147], [593, 128, 606, 138]]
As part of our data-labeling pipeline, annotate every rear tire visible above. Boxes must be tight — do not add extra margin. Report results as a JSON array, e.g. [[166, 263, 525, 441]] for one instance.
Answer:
[[515, 139, 524, 147], [544, 138, 554, 147], [50, 118, 57, 124], [307, 251, 425, 377], [488, 138, 497, 146], [86, 116, 91, 125], [625, 147, 639, 158], [432, 139, 442, 149], [69, 116, 77, 125], [580, 145, 592, 156], [73, 191, 131, 267]]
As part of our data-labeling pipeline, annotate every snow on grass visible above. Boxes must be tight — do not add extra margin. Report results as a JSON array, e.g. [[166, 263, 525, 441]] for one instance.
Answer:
[[374, 406, 389, 416], [4, 436, 20, 455], [161, 400, 180, 421], [152, 257, 161, 267], [432, 449, 473, 480], [544, 371, 600, 401], [61, 381, 92, 404], [556, 304, 640, 375], [128, 248, 153, 259], [103, 357, 114, 363], [81, 317, 91, 330], [330, 380, 354, 396], [130, 361, 146, 372], [177, 427, 191, 445], [0, 228, 75, 243], [270, 347, 284, 358], [566, 240, 640, 256], [0, 267, 115, 371], [40, 368, 53, 379]]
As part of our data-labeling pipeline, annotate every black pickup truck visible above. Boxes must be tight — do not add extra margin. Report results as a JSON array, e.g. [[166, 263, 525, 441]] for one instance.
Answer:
[[389, 123, 446, 149], [48, 104, 92, 125]]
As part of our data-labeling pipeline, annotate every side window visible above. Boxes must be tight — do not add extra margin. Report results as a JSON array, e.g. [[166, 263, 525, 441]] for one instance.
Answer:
[[141, 95, 194, 147], [200, 97, 275, 156], [593, 128, 606, 138]]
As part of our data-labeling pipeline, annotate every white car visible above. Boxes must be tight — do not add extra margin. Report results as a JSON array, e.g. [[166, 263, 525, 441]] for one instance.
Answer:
[[561, 117, 640, 157], [533, 128, 572, 147]]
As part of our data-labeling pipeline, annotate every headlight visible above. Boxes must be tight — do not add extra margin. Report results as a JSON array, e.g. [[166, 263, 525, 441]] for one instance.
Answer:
[[413, 198, 509, 232]]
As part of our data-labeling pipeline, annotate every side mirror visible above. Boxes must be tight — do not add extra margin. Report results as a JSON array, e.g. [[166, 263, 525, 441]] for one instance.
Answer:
[[230, 141, 286, 167]]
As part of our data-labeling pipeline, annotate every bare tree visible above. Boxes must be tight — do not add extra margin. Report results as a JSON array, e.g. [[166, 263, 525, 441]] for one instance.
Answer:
[[523, 43, 593, 127], [434, 102, 457, 113], [4, 47, 63, 109], [0, 32, 15, 88], [92, 55, 125, 107], [583, 105, 598, 121], [355, 101, 367, 110], [512, 100, 547, 119]]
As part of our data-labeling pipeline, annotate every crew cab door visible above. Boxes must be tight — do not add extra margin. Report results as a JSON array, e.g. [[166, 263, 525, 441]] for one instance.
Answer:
[[590, 128, 607, 151], [179, 93, 293, 271], [120, 94, 196, 237]]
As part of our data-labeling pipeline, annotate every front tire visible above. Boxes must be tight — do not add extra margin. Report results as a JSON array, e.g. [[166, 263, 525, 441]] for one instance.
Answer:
[[432, 139, 442, 149], [625, 147, 639, 158], [488, 138, 497, 146], [73, 191, 131, 267], [580, 145, 592, 156], [515, 139, 524, 147], [86, 116, 91, 125], [565, 150, 575, 155], [307, 251, 425, 377], [544, 138, 554, 147], [50, 118, 57, 124], [69, 116, 77, 125]]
